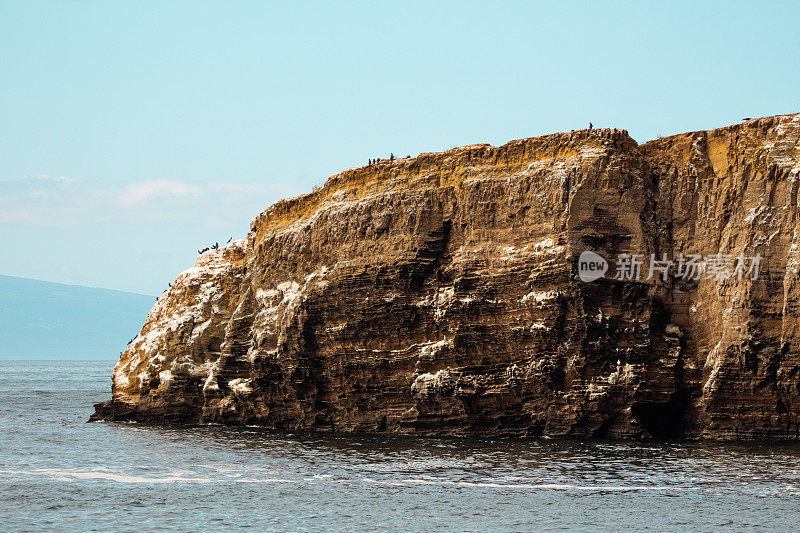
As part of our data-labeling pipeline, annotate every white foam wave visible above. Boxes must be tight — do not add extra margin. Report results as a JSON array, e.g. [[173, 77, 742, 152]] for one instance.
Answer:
[[6, 468, 787, 493], [0, 468, 297, 485], [362, 477, 683, 491]]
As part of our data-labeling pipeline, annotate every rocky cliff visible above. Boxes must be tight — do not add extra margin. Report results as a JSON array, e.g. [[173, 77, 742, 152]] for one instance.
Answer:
[[92, 114, 800, 440]]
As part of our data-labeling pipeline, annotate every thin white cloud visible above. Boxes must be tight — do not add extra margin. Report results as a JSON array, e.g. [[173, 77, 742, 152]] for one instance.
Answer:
[[118, 179, 201, 208], [0, 174, 78, 185], [0, 175, 304, 228], [45, 175, 77, 185]]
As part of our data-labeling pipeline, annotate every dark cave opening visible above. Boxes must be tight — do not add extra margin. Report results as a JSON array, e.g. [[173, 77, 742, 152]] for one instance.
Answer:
[[632, 399, 686, 439]]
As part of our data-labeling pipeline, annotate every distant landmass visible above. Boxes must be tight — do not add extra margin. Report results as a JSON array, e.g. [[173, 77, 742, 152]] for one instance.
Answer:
[[0, 275, 154, 360]]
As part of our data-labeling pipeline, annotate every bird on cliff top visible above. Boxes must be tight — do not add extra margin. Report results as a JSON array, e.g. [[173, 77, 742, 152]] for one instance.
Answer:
[[589, 122, 593, 130]]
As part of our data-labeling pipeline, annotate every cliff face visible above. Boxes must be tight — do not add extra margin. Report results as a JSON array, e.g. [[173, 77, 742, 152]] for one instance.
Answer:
[[92, 114, 800, 440]]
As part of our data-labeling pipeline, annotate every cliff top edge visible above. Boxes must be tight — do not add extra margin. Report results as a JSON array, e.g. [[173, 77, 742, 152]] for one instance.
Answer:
[[250, 113, 799, 235]]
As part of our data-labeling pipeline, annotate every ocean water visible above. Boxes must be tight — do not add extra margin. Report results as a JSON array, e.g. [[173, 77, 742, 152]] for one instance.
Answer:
[[1, 361, 799, 532]]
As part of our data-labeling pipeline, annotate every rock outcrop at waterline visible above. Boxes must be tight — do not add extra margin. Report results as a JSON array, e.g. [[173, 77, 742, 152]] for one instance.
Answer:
[[92, 114, 800, 440]]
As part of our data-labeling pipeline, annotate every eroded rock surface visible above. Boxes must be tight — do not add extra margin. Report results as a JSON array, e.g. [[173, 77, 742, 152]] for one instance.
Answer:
[[92, 114, 800, 439]]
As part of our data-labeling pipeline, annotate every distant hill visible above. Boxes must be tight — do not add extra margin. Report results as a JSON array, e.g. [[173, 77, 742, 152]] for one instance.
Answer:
[[0, 275, 154, 360]]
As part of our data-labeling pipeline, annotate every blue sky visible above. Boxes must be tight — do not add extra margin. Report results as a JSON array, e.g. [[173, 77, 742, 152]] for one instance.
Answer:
[[1, 0, 798, 295]]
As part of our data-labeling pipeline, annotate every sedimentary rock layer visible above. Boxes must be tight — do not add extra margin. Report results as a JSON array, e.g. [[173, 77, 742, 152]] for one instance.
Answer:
[[92, 114, 800, 440]]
